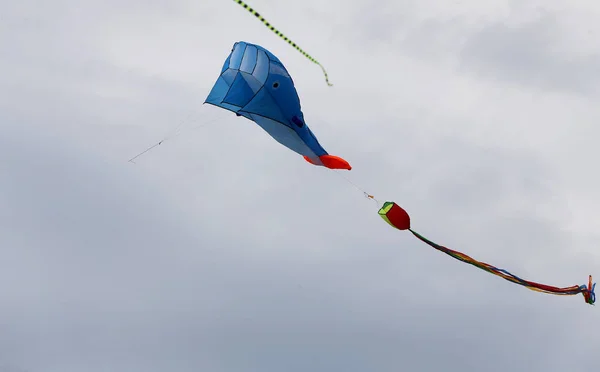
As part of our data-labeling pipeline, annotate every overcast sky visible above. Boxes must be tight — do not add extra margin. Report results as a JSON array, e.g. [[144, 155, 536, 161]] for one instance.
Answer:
[[1, 0, 599, 371]]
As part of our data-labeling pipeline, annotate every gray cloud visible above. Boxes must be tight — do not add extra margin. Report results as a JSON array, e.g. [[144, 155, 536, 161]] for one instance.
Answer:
[[1, 0, 598, 371], [458, 11, 600, 94], [335, 1, 600, 95]]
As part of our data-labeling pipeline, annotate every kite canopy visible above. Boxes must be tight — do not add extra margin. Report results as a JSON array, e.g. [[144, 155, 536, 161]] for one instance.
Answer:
[[204, 41, 350, 170]]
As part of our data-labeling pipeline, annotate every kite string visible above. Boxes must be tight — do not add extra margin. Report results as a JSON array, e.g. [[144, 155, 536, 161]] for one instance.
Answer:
[[333, 170, 381, 207], [232, 0, 333, 86], [128, 110, 195, 163], [128, 109, 225, 163]]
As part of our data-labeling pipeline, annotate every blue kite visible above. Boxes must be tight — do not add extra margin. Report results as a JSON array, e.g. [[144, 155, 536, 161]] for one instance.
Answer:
[[204, 41, 351, 170]]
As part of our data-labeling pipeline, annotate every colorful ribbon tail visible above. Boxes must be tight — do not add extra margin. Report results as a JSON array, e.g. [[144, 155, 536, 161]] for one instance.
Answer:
[[407, 228, 596, 306], [582, 275, 596, 305]]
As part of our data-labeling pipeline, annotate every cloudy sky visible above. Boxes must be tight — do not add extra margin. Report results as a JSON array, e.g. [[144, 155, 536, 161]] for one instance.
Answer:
[[1, 0, 599, 371]]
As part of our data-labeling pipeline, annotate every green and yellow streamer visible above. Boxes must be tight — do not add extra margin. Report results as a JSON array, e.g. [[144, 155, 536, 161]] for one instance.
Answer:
[[232, 0, 333, 86]]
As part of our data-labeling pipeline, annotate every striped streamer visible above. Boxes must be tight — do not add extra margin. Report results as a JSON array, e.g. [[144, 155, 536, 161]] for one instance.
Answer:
[[232, 0, 333, 86], [409, 229, 596, 305]]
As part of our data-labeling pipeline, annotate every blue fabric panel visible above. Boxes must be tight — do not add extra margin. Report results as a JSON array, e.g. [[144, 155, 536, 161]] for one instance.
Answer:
[[265, 71, 300, 123], [229, 42, 246, 70], [237, 111, 253, 120], [253, 50, 269, 84], [240, 45, 258, 74], [220, 102, 243, 112], [241, 72, 263, 94], [221, 68, 238, 86], [269, 61, 289, 78], [223, 72, 255, 107], [256, 44, 282, 65], [249, 114, 317, 159], [204, 76, 230, 105], [241, 88, 289, 127], [302, 126, 328, 156]]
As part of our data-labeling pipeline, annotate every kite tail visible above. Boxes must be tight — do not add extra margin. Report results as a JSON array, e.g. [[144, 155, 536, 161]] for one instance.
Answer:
[[408, 228, 596, 305], [316, 62, 333, 87], [232, 0, 333, 86]]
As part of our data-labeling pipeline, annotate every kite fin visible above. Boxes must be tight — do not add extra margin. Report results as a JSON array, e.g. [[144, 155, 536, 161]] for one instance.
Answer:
[[303, 155, 351, 170]]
